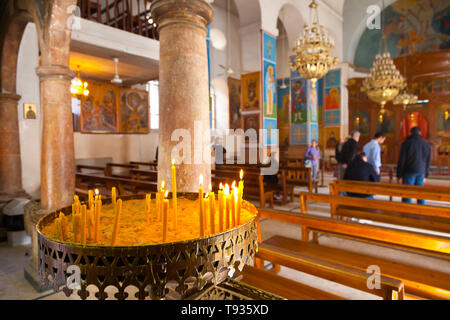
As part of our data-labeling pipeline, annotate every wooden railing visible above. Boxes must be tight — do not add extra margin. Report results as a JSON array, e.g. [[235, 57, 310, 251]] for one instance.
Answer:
[[77, 0, 159, 40]]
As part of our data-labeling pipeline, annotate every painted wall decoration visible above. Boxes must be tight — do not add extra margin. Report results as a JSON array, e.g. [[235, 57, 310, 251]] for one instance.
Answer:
[[324, 87, 340, 110], [324, 127, 340, 149], [263, 118, 278, 147], [228, 77, 242, 130], [119, 89, 149, 133], [263, 32, 277, 62], [263, 61, 277, 118], [401, 111, 429, 139], [291, 78, 307, 124], [324, 69, 341, 127], [81, 81, 119, 133], [317, 78, 324, 124], [325, 70, 341, 88], [437, 104, 450, 136], [354, 1, 450, 69], [324, 110, 340, 126], [279, 128, 290, 147], [290, 124, 308, 145], [376, 109, 395, 136], [277, 79, 290, 127], [242, 113, 260, 133], [353, 110, 370, 137], [310, 123, 319, 144], [309, 83, 318, 123], [241, 72, 261, 112]]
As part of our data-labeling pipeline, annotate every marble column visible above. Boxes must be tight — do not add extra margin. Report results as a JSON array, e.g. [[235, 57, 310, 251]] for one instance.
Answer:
[[36, 65, 75, 211], [0, 92, 27, 201], [152, 0, 214, 192]]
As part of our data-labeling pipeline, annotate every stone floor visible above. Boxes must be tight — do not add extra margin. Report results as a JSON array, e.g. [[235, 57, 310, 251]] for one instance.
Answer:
[[0, 173, 449, 300]]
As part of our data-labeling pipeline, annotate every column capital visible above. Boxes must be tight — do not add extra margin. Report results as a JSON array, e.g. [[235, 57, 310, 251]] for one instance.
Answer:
[[0, 92, 21, 102], [36, 65, 75, 81], [151, 0, 214, 31]]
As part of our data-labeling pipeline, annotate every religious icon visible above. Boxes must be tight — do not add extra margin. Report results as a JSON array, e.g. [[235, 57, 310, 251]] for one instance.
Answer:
[[119, 89, 149, 133], [309, 87, 318, 122], [228, 77, 242, 129], [23, 103, 37, 119], [325, 87, 340, 110], [326, 130, 338, 149], [241, 72, 260, 111], [291, 80, 307, 123], [265, 64, 276, 116], [401, 111, 428, 139]]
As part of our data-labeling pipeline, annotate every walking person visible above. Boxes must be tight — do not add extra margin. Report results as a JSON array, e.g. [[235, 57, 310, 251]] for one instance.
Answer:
[[344, 152, 378, 199], [304, 140, 321, 183], [396, 126, 431, 205], [338, 131, 361, 179], [363, 132, 386, 182]]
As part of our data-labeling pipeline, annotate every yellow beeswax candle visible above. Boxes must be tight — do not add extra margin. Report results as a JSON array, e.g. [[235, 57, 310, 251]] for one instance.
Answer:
[[81, 205, 87, 245], [159, 181, 165, 221], [59, 212, 68, 239], [74, 214, 81, 243], [204, 194, 209, 234], [112, 187, 117, 207], [171, 159, 178, 230], [231, 188, 237, 227], [145, 194, 151, 221], [55, 217, 63, 241], [94, 197, 102, 242], [88, 190, 94, 210], [218, 188, 224, 232], [155, 192, 161, 221], [209, 192, 216, 234], [163, 192, 169, 242], [111, 199, 122, 246], [224, 184, 231, 230], [88, 206, 94, 241]]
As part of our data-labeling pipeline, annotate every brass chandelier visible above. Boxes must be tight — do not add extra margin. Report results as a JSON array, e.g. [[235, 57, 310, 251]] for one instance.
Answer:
[[289, 0, 338, 88], [71, 65, 89, 97], [361, 1, 405, 112]]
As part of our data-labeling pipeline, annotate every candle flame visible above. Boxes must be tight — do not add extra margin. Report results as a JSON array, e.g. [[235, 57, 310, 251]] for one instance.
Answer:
[[240, 169, 244, 180], [234, 188, 239, 202], [219, 183, 224, 190], [209, 183, 212, 192], [161, 180, 165, 189], [231, 181, 236, 189], [205, 193, 209, 199], [172, 159, 175, 166], [199, 174, 204, 186], [224, 184, 230, 196], [164, 190, 169, 199], [94, 189, 99, 196]]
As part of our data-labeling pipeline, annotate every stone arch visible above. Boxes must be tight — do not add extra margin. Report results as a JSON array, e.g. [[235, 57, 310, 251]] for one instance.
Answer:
[[276, 3, 304, 51]]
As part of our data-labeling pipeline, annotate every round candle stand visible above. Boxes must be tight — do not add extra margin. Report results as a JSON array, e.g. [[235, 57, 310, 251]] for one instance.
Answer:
[[37, 193, 259, 300]]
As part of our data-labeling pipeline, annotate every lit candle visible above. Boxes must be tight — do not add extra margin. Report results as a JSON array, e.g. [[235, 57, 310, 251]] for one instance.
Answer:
[[88, 206, 94, 241], [155, 192, 161, 221], [171, 159, 178, 230], [159, 181, 165, 222], [231, 187, 236, 227], [112, 187, 117, 207], [88, 190, 94, 210], [111, 199, 122, 246], [94, 196, 102, 243], [81, 204, 87, 245], [145, 194, 151, 222], [204, 193, 209, 234], [235, 186, 241, 226], [55, 217, 63, 241], [163, 191, 169, 242], [238, 170, 244, 225], [218, 184, 224, 232], [74, 214, 81, 243], [209, 191, 216, 234], [199, 174, 204, 201]]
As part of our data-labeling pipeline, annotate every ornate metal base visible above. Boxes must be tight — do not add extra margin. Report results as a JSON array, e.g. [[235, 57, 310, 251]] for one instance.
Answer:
[[37, 193, 259, 300]]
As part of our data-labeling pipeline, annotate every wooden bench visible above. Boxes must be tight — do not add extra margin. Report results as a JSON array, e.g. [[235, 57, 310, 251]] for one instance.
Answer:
[[76, 164, 105, 174], [280, 166, 318, 194], [129, 161, 158, 171], [130, 169, 158, 182], [256, 208, 450, 299], [76, 173, 158, 197], [300, 192, 450, 234], [212, 169, 274, 208], [104, 163, 138, 179]]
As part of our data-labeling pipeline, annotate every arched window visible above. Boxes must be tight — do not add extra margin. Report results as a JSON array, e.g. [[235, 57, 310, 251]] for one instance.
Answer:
[[147, 80, 159, 130]]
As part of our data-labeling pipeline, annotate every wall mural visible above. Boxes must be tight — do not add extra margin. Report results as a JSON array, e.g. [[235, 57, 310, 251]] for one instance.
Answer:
[[376, 109, 395, 136], [291, 78, 307, 124], [228, 77, 242, 130], [437, 104, 450, 136], [401, 111, 429, 139], [277, 79, 290, 127], [119, 89, 149, 133], [353, 110, 371, 137], [355, 0, 450, 68], [241, 72, 261, 112], [325, 127, 340, 149], [262, 31, 278, 147]]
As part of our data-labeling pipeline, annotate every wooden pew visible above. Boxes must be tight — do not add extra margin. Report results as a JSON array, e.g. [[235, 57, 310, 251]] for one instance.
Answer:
[[280, 166, 317, 194], [300, 192, 450, 234], [130, 169, 158, 182], [105, 163, 138, 179], [129, 161, 158, 171], [331, 180, 450, 203], [76, 173, 158, 197], [256, 208, 450, 299], [76, 164, 105, 174], [212, 169, 274, 208]]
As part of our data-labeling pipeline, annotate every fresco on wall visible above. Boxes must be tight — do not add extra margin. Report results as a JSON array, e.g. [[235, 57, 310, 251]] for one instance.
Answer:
[[228, 77, 242, 130], [291, 78, 307, 124], [376, 109, 395, 136], [309, 83, 318, 123], [81, 82, 118, 133], [355, 0, 450, 68], [290, 123, 307, 145], [437, 104, 450, 136], [263, 118, 278, 146], [353, 110, 370, 137], [241, 72, 261, 111], [119, 89, 149, 133], [243, 113, 260, 133], [263, 61, 277, 118], [277, 79, 290, 127], [324, 127, 340, 149], [279, 128, 290, 147]]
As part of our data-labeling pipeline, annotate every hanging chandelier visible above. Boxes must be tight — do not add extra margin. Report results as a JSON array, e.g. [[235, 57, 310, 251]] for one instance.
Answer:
[[361, 1, 405, 112], [393, 90, 418, 110], [289, 0, 338, 88], [71, 66, 89, 97]]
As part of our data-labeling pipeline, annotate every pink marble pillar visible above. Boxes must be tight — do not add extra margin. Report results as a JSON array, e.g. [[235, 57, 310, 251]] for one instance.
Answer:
[[152, 0, 214, 192], [0, 92, 27, 200], [36, 65, 76, 211]]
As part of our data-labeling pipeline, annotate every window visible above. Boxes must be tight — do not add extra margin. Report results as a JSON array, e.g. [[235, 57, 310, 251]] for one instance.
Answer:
[[147, 80, 159, 130]]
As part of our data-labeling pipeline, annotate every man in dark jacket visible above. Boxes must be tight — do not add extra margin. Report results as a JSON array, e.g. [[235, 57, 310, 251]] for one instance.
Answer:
[[397, 126, 431, 205], [338, 131, 360, 179], [343, 152, 378, 198]]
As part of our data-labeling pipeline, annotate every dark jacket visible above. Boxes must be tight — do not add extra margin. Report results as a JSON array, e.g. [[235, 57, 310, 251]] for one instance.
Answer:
[[396, 133, 431, 178], [344, 157, 378, 198], [340, 138, 360, 165]]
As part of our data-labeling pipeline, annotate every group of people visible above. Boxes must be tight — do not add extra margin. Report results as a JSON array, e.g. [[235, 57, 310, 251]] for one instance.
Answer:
[[334, 126, 431, 203]]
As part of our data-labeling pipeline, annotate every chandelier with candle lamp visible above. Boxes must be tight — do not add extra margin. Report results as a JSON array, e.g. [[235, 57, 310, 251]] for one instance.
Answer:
[[70, 66, 89, 97], [289, 0, 338, 88], [361, 1, 405, 113]]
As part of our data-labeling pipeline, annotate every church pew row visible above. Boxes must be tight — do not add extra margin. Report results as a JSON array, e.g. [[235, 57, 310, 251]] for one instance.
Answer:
[[211, 169, 274, 208], [300, 192, 450, 235], [330, 180, 450, 204], [130, 169, 158, 182], [104, 163, 138, 179], [75, 173, 158, 199], [129, 161, 158, 171], [214, 166, 296, 205], [256, 208, 450, 300]]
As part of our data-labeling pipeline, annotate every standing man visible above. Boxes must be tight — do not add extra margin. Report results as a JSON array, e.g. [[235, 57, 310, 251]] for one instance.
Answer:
[[363, 132, 386, 182], [397, 126, 431, 205], [338, 131, 361, 179]]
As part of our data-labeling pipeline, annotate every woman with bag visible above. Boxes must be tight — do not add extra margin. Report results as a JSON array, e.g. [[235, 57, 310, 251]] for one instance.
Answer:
[[304, 140, 321, 183]]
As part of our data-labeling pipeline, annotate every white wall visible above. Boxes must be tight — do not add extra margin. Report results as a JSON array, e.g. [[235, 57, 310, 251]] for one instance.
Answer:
[[17, 23, 41, 199]]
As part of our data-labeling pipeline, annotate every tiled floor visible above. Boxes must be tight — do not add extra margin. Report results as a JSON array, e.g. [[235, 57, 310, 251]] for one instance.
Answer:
[[0, 173, 449, 300]]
